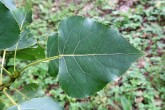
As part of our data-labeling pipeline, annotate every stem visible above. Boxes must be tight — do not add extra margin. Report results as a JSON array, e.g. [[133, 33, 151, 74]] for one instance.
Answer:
[[0, 50, 6, 85], [14, 43, 19, 72], [3, 88, 18, 106], [0, 65, 12, 76], [19, 55, 61, 73]]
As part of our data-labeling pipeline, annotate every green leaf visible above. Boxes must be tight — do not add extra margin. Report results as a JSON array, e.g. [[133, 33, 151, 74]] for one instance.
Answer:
[[47, 33, 59, 77], [11, 0, 32, 29], [7, 45, 45, 61], [48, 16, 144, 98], [7, 97, 63, 110], [1, 0, 32, 29], [13, 45, 45, 60], [7, 28, 37, 51], [0, 1, 20, 50]]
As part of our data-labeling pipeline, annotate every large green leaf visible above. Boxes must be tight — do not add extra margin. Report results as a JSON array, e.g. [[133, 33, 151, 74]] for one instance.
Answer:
[[0, 1, 20, 50], [7, 97, 63, 110], [47, 16, 144, 98], [47, 33, 59, 77], [7, 29, 37, 51]]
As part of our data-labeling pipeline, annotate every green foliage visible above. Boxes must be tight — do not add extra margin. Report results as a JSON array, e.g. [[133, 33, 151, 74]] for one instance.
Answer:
[[1, 0, 164, 110], [47, 16, 143, 98]]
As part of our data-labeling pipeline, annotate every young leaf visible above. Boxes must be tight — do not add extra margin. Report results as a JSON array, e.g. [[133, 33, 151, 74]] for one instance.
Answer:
[[47, 33, 59, 77], [0, 1, 20, 50], [47, 16, 144, 98], [7, 28, 37, 51], [11, 0, 32, 29], [7, 97, 63, 110], [7, 45, 45, 60]]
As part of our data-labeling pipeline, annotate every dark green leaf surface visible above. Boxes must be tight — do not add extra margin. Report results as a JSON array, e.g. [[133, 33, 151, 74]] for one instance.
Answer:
[[0, 1, 20, 50], [7, 29, 37, 51], [7, 45, 45, 60], [7, 97, 63, 110], [48, 16, 144, 98], [47, 33, 59, 77]]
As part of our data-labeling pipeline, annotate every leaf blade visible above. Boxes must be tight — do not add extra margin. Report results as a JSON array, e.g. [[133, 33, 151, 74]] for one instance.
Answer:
[[49, 16, 144, 98]]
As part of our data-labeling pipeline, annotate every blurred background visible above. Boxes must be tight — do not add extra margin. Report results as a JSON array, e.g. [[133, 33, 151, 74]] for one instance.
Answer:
[[2, 0, 165, 110]]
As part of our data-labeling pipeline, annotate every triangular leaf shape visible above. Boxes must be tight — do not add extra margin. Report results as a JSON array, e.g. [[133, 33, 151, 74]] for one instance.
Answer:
[[7, 97, 63, 110], [47, 16, 144, 98], [0, 1, 20, 50]]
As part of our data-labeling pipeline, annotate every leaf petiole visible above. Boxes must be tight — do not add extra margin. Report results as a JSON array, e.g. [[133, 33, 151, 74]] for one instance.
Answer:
[[14, 43, 19, 72], [19, 55, 61, 73]]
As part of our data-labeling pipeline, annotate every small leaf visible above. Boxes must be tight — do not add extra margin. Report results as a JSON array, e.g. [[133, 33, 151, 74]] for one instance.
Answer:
[[48, 16, 144, 98], [7, 97, 63, 110], [7, 45, 45, 61], [0, 1, 20, 50], [7, 28, 37, 51], [14, 45, 45, 60], [11, 0, 32, 29], [47, 33, 59, 77]]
